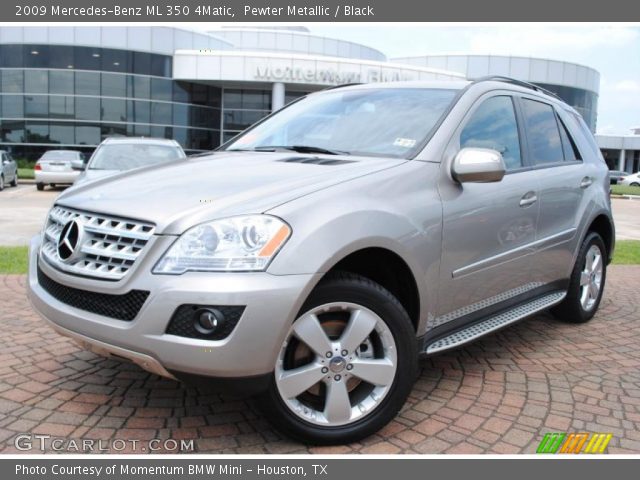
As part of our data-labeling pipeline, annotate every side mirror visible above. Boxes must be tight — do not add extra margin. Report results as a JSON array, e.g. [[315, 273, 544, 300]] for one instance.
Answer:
[[71, 159, 86, 171], [452, 148, 506, 183]]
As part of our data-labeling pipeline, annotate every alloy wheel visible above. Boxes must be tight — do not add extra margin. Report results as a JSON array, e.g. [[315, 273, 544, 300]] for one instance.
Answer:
[[579, 244, 603, 311], [275, 302, 397, 427]]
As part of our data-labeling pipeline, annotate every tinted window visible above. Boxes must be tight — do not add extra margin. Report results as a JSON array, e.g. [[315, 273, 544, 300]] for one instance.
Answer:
[[151, 78, 172, 102], [460, 96, 522, 170], [2, 95, 24, 117], [557, 115, 581, 162], [49, 71, 74, 95], [24, 70, 48, 94], [101, 73, 126, 98], [151, 102, 172, 125], [26, 123, 49, 142], [75, 72, 100, 96], [49, 96, 74, 119], [1, 70, 23, 93], [521, 99, 564, 165], [24, 95, 48, 117], [49, 123, 75, 145], [101, 98, 126, 122], [76, 125, 101, 145], [76, 97, 100, 121], [128, 100, 150, 124], [49, 45, 75, 70]]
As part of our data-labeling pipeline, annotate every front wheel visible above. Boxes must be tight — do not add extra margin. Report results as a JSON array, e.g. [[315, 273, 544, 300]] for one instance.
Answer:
[[552, 232, 607, 323], [631, 182, 640, 187], [10, 171, 18, 187], [259, 272, 418, 444]]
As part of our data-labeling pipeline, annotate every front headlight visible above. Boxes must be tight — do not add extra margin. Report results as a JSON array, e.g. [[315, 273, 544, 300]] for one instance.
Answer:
[[153, 215, 291, 274]]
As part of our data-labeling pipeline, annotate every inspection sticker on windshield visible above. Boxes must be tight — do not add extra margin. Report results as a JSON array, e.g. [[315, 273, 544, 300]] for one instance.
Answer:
[[393, 138, 417, 148]]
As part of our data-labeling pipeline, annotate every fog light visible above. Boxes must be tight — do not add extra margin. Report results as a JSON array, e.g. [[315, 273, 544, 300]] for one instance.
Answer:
[[194, 308, 223, 335]]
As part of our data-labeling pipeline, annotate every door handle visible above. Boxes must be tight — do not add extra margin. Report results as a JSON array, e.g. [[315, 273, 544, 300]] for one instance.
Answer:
[[519, 192, 537, 207], [580, 176, 593, 189]]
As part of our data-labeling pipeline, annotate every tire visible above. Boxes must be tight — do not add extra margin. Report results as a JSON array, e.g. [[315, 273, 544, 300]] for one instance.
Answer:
[[552, 232, 606, 323], [10, 170, 18, 187], [259, 271, 418, 444], [631, 182, 640, 187], [36, 182, 45, 191], [0, 175, 4, 191]]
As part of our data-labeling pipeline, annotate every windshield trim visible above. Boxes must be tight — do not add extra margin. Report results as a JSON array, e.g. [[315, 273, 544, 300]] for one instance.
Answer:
[[221, 87, 463, 160]]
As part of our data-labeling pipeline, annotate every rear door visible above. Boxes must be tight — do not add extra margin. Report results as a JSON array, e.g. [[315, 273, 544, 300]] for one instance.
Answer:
[[436, 93, 541, 328], [518, 97, 591, 285]]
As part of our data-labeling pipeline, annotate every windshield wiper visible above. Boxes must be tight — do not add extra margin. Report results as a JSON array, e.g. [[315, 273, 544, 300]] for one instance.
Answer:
[[252, 145, 349, 156]]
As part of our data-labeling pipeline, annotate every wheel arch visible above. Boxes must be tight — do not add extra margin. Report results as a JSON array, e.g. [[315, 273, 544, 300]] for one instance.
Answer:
[[320, 246, 422, 332], [586, 212, 615, 264]]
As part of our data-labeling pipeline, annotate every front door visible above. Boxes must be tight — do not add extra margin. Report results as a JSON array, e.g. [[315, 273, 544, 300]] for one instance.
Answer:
[[435, 94, 540, 330]]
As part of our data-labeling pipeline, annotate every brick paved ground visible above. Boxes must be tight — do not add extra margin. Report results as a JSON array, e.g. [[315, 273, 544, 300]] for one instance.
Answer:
[[1, 267, 639, 454]]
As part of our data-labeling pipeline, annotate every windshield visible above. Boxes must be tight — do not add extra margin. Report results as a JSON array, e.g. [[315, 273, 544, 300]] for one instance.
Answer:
[[41, 151, 80, 160], [89, 144, 184, 171], [226, 88, 458, 158]]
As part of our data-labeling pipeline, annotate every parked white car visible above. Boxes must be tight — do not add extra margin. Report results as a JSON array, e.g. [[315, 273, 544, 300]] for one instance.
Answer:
[[619, 172, 640, 187], [73, 137, 185, 187], [35, 150, 85, 191]]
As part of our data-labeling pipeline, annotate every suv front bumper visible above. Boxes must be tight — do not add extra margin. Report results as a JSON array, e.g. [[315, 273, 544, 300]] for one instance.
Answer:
[[27, 235, 320, 384]]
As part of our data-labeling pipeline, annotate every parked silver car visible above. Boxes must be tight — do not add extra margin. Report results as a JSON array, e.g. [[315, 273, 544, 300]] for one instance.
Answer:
[[0, 150, 18, 191], [73, 137, 186, 187], [28, 78, 614, 444], [34, 150, 85, 191]]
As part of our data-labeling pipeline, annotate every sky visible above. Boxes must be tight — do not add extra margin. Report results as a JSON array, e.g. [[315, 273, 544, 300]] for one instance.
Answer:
[[196, 23, 639, 135]]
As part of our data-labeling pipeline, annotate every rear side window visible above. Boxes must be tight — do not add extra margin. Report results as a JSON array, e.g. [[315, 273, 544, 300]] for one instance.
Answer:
[[567, 111, 604, 161], [460, 96, 522, 170], [556, 115, 581, 162], [521, 99, 564, 165]]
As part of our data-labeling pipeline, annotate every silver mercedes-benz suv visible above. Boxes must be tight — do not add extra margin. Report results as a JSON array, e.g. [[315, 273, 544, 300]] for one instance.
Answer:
[[27, 77, 614, 444]]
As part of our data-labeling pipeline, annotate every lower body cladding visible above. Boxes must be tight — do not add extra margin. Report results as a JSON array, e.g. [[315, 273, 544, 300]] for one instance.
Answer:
[[26, 235, 321, 394]]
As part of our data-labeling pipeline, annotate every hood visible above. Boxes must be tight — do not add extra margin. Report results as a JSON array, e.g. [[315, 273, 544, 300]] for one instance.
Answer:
[[73, 169, 119, 187], [56, 152, 404, 234]]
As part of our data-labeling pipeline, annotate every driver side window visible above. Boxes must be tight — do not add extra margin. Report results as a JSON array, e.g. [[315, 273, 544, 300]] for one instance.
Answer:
[[460, 96, 523, 171]]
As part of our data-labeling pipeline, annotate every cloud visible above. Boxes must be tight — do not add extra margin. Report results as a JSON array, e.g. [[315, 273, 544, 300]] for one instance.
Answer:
[[613, 80, 640, 92], [467, 26, 638, 60]]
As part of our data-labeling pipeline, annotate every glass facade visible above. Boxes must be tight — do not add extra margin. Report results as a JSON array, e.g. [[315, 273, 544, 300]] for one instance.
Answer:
[[534, 83, 598, 132], [0, 45, 221, 159], [221, 89, 309, 143]]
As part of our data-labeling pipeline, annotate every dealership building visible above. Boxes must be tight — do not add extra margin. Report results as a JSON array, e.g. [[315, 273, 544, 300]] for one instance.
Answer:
[[0, 26, 607, 160]]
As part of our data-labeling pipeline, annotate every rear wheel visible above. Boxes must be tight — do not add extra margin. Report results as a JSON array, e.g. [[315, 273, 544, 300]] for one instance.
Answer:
[[260, 272, 418, 444], [36, 182, 44, 191], [631, 182, 640, 187], [552, 232, 606, 323]]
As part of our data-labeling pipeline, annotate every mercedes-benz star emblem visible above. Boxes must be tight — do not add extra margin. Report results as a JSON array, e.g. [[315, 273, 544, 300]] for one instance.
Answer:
[[57, 219, 83, 262]]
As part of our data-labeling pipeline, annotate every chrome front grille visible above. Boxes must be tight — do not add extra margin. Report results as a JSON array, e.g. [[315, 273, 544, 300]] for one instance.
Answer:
[[41, 205, 155, 281]]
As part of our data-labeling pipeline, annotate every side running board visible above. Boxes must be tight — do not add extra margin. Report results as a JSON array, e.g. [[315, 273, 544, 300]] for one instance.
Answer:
[[425, 291, 566, 355]]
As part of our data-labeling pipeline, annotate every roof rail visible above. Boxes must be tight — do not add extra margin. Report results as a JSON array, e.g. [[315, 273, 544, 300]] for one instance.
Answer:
[[472, 76, 562, 100], [321, 82, 363, 91]]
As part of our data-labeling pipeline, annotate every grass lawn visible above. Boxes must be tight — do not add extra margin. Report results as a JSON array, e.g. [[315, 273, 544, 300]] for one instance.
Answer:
[[612, 240, 640, 265], [611, 184, 640, 196], [0, 246, 28, 274], [18, 168, 34, 180]]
